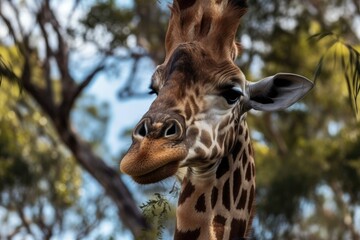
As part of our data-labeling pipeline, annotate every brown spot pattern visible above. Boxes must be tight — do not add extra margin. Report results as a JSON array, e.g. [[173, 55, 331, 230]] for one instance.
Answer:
[[233, 168, 241, 202], [189, 95, 199, 113], [229, 218, 247, 239], [245, 129, 249, 141], [248, 185, 255, 214], [248, 143, 253, 155], [216, 157, 229, 179], [228, 131, 234, 146], [211, 187, 218, 209], [195, 193, 206, 212], [211, 147, 219, 158], [222, 178, 231, 211], [174, 227, 201, 240], [200, 130, 212, 148], [219, 115, 230, 130], [218, 133, 226, 148], [241, 153, 248, 168], [187, 127, 199, 139], [194, 147, 206, 158], [236, 189, 247, 210], [194, 87, 200, 96], [251, 162, 255, 177], [238, 124, 244, 135], [245, 163, 252, 181], [184, 102, 192, 120], [212, 215, 226, 240], [232, 140, 242, 161], [178, 181, 195, 205]]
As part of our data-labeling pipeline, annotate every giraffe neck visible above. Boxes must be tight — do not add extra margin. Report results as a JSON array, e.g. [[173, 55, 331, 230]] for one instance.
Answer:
[[175, 122, 256, 240]]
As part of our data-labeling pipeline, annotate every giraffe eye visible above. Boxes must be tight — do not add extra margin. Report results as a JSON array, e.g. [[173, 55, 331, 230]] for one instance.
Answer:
[[148, 87, 158, 95], [221, 87, 243, 104]]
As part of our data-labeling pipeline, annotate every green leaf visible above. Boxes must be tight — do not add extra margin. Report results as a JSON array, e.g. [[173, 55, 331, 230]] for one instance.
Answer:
[[0, 56, 22, 90], [308, 31, 335, 42], [313, 55, 324, 84], [312, 32, 360, 119]]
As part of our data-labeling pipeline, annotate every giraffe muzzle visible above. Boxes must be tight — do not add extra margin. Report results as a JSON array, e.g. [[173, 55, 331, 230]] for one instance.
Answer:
[[133, 116, 184, 141], [120, 115, 188, 184]]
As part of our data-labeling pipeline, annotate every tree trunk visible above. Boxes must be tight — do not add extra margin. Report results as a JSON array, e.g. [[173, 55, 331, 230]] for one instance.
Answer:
[[56, 124, 149, 237]]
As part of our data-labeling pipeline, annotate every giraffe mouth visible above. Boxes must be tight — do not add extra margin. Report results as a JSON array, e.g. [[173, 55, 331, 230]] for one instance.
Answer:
[[132, 161, 180, 184], [120, 138, 188, 184]]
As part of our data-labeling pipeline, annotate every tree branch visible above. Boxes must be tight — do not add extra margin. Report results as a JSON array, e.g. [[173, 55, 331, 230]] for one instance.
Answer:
[[36, 6, 55, 103], [1, 1, 150, 237], [15, 203, 33, 236], [0, 8, 21, 47], [330, 181, 360, 240], [39, 1, 75, 89], [60, 63, 106, 122], [117, 55, 145, 98], [75, 198, 103, 240], [262, 112, 288, 156], [7, 225, 23, 240], [7, 1, 26, 37], [56, 129, 149, 236], [0, 57, 20, 86], [21, 55, 56, 118]]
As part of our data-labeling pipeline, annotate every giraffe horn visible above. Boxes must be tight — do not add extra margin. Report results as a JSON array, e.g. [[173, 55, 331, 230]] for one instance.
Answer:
[[207, 0, 248, 59], [175, 0, 197, 11], [165, 0, 248, 61]]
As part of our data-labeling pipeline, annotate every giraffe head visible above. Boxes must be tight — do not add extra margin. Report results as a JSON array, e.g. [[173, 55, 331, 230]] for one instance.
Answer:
[[120, 0, 313, 184]]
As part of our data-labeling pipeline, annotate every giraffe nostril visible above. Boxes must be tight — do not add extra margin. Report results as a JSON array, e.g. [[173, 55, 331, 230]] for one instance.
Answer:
[[165, 123, 177, 137], [164, 120, 182, 138], [134, 120, 148, 138]]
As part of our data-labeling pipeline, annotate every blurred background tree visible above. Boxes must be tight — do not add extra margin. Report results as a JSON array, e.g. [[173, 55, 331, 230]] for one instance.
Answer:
[[239, 0, 360, 239], [0, 0, 359, 239]]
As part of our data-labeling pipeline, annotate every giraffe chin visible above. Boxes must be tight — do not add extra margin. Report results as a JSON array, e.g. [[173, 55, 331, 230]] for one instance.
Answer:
[[131, 161, 180, 184]]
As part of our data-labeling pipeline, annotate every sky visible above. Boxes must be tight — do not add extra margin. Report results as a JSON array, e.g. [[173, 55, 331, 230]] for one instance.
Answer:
[[86, 58, 156, 157]]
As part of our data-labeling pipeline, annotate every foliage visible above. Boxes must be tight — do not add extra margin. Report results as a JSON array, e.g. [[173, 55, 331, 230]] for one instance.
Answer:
[[140, 193, 172, 240], [81, 0, 168, 64], [137, 182, 179, 240], [0, 49, 119, 240], [0, 0, 146, 237], [0, 81, 81, 238], [311, 32, 360, 117], [0, 57, 19, 87], [240, 0, 360, 116], [242, 0, 360, 238]]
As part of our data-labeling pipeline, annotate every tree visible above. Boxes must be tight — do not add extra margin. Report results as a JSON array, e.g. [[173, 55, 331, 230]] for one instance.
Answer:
[[0, 78, 114, 239], [0, 0, 154, 238], [238, 0, 360, 238]]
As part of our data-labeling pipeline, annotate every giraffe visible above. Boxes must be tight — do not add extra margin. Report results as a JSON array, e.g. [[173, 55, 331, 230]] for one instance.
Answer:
[[120, 0, 313, 239]]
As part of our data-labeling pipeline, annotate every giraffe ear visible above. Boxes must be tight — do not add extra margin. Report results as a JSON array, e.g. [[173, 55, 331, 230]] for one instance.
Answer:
[[246, 73, 314, 111]]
